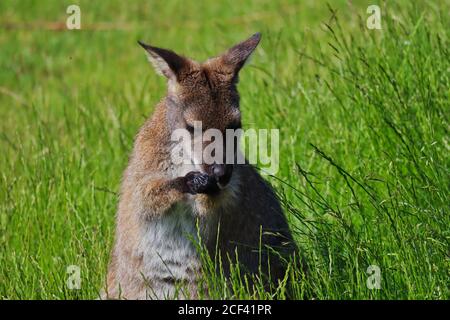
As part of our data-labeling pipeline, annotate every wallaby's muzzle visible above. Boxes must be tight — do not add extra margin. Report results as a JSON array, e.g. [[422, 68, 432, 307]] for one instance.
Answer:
[[208, 163, 233, 189]]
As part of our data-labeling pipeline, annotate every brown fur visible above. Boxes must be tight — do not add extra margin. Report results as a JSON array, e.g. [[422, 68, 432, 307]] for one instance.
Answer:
[[104, 33, 297, 299]]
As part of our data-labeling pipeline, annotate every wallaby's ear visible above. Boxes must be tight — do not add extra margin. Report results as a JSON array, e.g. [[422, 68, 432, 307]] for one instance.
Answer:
[[138, 41, 189, 80], [220, 33, 261, 74]]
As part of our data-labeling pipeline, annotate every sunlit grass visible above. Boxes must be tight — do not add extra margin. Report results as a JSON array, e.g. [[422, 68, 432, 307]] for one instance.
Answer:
[[0, 0, 448, 299]]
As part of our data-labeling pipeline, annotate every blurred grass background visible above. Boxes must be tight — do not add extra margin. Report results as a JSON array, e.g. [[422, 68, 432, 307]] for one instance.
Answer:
[[0, 0, 448, 299]]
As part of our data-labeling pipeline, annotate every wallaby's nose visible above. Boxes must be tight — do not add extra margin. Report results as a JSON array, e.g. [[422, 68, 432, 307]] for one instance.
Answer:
[[209, 163, 233, 187], [212, 164, 225, 178]]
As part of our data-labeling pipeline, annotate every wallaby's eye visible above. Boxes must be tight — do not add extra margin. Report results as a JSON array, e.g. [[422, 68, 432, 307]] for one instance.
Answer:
[[226, 122, 241, 131], [186, 124, 195, 133]]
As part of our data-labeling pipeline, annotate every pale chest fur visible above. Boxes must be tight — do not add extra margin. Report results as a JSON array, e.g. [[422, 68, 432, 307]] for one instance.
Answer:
[[132, 155, 211, 298], [131, 143, 240, 298], [136, 202, 201, 298]]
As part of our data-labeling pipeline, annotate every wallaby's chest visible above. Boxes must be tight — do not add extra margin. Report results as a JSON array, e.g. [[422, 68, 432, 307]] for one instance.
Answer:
[[137, 203, 201, 287]]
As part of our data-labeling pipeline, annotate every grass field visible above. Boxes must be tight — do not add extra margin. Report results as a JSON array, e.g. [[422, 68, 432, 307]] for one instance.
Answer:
[[0, 0, 448, 299]]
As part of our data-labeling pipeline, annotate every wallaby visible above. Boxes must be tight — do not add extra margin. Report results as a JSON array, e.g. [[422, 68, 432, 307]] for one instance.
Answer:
[[104, 33, 297, 299]]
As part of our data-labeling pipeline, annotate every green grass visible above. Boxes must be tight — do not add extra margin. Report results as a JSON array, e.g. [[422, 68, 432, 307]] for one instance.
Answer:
[[0, 0, 448, 299]]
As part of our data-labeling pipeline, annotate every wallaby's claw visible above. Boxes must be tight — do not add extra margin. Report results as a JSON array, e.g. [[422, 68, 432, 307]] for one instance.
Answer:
[[185, 171, 216, 194]]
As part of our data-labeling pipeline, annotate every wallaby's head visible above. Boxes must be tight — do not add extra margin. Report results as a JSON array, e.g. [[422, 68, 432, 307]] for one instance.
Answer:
[[138, 33, 261, 188]]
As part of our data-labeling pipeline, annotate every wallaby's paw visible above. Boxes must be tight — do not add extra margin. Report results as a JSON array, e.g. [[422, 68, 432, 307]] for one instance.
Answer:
[[185, 171, 215, 194]]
